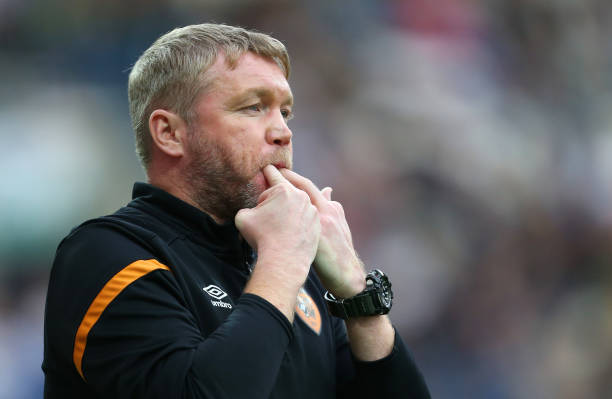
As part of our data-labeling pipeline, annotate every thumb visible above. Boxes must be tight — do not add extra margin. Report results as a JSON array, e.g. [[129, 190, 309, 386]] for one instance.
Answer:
[[234, 207, 252, 231], [321, 187, 333, 201], [235, 208, 258, 250]]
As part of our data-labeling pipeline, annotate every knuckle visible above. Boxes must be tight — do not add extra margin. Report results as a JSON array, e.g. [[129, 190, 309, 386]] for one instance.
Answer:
[[297, 190, 310, 202], [319, 214, 333, 228], [331, 201, 344, 214], [272, 183, 290, 197], [330, 200, 343, 209], [282, 182, 296, 194]]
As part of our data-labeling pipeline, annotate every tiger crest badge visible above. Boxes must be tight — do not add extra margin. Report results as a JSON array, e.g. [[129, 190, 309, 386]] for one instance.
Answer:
[[295, 287, 322, 335]]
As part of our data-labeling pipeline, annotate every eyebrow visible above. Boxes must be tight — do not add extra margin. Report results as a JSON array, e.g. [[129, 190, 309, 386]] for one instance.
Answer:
[[225, 87, 294, 108]]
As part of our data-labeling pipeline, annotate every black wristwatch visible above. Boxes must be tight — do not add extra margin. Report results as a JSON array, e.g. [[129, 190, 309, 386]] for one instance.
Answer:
[[324, 269, 393, 319]]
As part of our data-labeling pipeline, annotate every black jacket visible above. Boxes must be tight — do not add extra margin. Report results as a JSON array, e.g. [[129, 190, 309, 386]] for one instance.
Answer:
[[43, 183, 430, 398]]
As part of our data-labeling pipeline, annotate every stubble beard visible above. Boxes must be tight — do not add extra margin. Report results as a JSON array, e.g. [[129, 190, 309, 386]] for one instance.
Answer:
[[184, 132, 291, 223]]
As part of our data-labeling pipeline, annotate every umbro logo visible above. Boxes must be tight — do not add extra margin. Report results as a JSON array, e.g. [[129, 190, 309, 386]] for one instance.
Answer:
[[203, 284, 228, 300], [203, 284, 232, 309]]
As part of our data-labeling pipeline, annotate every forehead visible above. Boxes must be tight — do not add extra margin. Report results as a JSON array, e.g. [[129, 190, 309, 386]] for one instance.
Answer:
[[204, 52, 292, 101]]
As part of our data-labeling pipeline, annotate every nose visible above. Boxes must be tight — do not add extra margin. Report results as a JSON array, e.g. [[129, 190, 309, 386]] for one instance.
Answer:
[[266, 111, 292, 146]]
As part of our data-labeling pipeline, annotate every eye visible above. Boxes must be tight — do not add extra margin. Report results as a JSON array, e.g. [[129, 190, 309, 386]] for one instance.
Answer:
[[281, 108, 294, 121], [242, 103, 262, 113]]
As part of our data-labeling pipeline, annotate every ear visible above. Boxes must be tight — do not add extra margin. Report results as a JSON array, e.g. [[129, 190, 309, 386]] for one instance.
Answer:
[[148, 109, 189, 158]]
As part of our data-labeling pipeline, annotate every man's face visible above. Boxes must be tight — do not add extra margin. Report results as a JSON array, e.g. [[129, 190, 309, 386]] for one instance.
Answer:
[[184, 51, 294, 221]]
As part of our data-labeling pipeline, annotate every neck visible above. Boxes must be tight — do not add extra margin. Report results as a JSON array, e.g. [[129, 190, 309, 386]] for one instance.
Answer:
[[147, 170, 227, 225]]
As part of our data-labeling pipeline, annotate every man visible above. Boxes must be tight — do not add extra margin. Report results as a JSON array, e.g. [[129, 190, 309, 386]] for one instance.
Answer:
[[43, 23, 430, 398]]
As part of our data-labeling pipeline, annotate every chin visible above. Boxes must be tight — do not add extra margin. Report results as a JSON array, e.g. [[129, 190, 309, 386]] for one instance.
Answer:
[[239, 179, 264, 208]]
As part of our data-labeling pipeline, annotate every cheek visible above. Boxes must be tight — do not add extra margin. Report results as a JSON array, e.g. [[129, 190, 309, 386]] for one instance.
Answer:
[[225, 141, 263, 181], [204, 119, 266, 175], [235, 130, 266, 166]]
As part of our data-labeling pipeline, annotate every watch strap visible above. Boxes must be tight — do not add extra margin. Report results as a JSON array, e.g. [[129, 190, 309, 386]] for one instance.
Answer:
[[324, 291, 384, 319]]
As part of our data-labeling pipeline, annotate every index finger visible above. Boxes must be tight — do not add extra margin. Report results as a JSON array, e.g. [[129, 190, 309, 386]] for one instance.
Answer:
[[262, 164, 287, 187], [280, 169, 327, 208]]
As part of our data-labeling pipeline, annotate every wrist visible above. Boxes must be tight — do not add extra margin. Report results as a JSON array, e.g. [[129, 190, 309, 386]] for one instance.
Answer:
[[318, 257, 366, 299], [324, 269, 393, 319], [244, 252, 314, 321], [329, 275, 366, 299], [258, 247, 313, 275], [244, 268, 299, 322], [345, 315, 395, 361]]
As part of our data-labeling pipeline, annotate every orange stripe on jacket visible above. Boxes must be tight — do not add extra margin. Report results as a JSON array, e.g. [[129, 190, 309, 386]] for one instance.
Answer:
[[72, 259, 170, 380]]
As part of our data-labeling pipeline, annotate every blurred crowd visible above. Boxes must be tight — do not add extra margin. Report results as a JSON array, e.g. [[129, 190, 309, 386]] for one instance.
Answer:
[[2, 0, 612, 397]]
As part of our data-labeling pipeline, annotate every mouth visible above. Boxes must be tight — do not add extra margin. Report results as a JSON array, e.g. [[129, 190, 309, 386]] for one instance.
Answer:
[[273, 162, 287, 170]]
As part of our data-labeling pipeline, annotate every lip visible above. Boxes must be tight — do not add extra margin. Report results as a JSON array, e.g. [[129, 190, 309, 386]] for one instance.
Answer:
[[273, 162, 287, 169]]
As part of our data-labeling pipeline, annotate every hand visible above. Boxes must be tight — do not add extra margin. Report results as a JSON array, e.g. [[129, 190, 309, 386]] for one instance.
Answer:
[[236, 165, 320, 289], [280, 169, 366, 298]]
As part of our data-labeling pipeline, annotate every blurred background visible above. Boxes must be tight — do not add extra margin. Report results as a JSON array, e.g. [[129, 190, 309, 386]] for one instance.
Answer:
[[2, 0, 612, 397]]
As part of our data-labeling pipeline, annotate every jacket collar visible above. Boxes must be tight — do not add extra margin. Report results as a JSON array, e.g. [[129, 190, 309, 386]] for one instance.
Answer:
[[129, 183, 254, 266]]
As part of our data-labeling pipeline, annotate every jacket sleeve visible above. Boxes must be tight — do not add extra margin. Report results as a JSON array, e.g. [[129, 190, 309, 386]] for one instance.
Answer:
[[333, 315, 431, 398], [47, 223, 293, 399]]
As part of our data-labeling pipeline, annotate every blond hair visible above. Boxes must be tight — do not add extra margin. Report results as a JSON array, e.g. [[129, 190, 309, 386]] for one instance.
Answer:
[[128, 23, 290, 168]]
